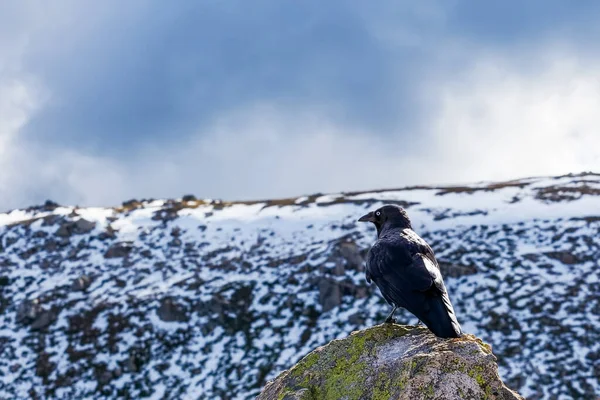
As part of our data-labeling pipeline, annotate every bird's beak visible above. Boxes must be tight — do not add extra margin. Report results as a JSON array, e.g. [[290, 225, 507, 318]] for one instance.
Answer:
[[358, 211, 374, 222]]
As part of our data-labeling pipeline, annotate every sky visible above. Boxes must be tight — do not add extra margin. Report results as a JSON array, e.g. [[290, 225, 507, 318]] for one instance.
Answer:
[[2, 1, 600, 210]]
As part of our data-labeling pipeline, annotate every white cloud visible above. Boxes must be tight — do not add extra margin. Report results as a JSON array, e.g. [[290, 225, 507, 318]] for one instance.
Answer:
[[419, 46, 600, 183], [0, 77, 45, 209], [156, 46, 600, 200], [2, 41, 600, 210]]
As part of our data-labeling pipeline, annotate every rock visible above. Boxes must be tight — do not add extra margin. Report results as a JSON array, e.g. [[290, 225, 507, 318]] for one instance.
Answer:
[[75, 218, 96, 233], [314, 238, 366, 312], [35, 351, 55, 383], [16, 299, 43, 324], [43, 200, 60, 211], [98, 225, 117, 241], [41, 214, 61, 227], [16, 299, 56, 330], [438, 262, 478, 278], [258, 324, 524, 400], [544, 251, 579, 265], [32, 230, 48, 239], [30, 310, 56, 331], [71, 275, 92, 291], [126, 348, 150, 373], [121, 199, 141, 209], [104, 242, 133, 258], [157, 297, 187, 322], [338, 240, 364, 271], [55, 218, 96, 237], [318, 278, 341, 312]]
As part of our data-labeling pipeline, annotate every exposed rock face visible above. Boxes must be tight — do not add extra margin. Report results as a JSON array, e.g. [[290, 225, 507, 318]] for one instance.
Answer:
[[258, 324, 523, 400], [16, 299, 56, 331], [71, 275, 92, 292], [103, 241, 133, 258], [157, 297, 188, 322], [55, 218, 96, 237]]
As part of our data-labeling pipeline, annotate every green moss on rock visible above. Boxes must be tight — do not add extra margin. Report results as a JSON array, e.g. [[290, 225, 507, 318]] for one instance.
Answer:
[[258, 324, 524, 400]]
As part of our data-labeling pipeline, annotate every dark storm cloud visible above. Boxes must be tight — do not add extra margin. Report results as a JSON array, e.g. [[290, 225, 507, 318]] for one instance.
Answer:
[[13, 0, 600, 145], [19, 0, 419, 154], [2, 0, 600, 210], [14, 0, 599, 151]]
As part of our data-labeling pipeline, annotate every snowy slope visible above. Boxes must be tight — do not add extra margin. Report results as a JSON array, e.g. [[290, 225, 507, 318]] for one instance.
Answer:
[[0, 173, 599, 399]]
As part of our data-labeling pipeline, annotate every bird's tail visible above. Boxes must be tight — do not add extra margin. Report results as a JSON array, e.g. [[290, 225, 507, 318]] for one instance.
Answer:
[[424, 292, 462, 338]]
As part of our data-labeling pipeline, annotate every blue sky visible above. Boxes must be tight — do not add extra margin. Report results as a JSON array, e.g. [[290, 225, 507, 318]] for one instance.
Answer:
[[2, 1, 600, 210]]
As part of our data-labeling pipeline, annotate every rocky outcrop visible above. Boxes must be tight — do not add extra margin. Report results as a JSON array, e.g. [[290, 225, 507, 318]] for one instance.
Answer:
[[55, 218, 96, 237], [103, 241, 133, 258], [258, 324, 523, 400]]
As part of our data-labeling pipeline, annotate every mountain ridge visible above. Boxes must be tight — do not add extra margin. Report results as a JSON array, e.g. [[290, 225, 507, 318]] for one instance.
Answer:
[[0, 173, 599, 399]]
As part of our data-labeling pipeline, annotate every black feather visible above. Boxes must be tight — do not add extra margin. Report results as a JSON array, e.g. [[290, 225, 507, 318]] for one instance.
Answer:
[[362, 205, 462, 338]]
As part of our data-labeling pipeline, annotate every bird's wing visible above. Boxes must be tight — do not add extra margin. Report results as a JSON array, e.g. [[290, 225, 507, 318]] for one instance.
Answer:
[[406, 252, 445, 294], [400, 229, 440, 269], [367, 240, 439, 294], [366, 230, 462, 337], [366, 240, 431, 311]]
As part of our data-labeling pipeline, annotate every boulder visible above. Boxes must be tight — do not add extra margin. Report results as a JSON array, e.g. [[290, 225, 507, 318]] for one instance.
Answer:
[[30, 310, 56, 331], [317, 278, 341, 312], [55, 218, 96, 237], [16, 299, 56, 331], [257, 324, 524, 400], [104, 242, 133, 259], [157, 297, 188, 323], [71, 275, 93, 292], [16, 299, 43, 324]]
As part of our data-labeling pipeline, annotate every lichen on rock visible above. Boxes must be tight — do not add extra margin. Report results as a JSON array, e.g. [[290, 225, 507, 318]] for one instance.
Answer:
[[257, 324, 524, 400]]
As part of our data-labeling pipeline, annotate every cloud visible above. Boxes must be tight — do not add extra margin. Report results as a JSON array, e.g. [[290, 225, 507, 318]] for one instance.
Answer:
[[420, 45, 600, 183], [16, 0, 410, 151], [2, 2, 600, 210], [4, 44, 600, 210], [0, 77, 46, 209], [131, 45, 600, 202]]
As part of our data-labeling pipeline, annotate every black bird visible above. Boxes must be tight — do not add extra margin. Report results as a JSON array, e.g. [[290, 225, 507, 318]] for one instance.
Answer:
[[358, 205, 462, 338]]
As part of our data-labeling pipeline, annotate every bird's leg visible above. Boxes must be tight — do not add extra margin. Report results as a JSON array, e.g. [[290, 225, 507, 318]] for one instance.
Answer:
[[384, 306, 398, 324]]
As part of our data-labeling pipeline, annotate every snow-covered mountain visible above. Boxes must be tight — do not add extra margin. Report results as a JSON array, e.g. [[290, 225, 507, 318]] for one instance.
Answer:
[[0, 173, 599, 399]]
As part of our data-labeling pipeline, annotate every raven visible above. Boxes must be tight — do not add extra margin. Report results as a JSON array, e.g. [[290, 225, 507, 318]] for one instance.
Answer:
[[358, 205, 462, 338]]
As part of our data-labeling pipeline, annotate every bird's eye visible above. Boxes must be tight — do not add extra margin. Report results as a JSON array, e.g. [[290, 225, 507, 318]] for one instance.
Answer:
[[375, 211, 381, 216]]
